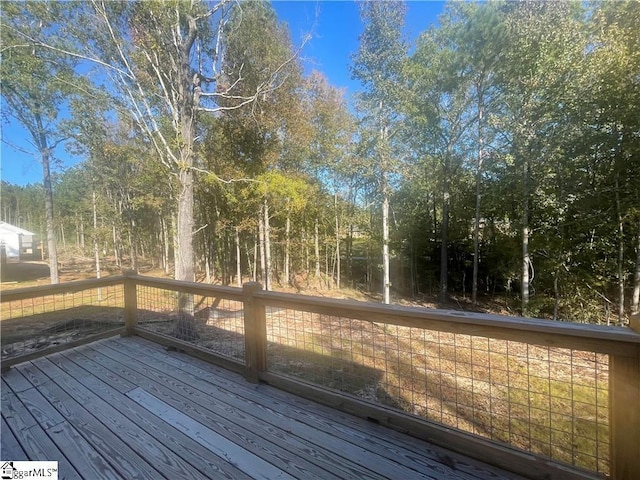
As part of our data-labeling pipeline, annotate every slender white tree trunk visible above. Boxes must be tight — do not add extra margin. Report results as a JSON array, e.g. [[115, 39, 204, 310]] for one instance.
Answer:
[[615, 172, 625, 323], [439, 184, 449, 304], [632, 220, 640, 314], [112, 223, 120, 267], [259, 215, 266, 288], [522, 158, 530, 313], [264, 198, 272, 290], [93, 191, 102, 300], [235, 226, 242, 287], [60, 223, 66, 250], [314, 217, 320, 277], [129, 218, 138, 271], [380, 101, 391, 305], [472, 92, 484, 305], [382, 187, 390, 304], [284, 214, 291, 286], [335, 193, 341, 290], [162, 216, 170, 274], [80, 216, 85, 250]]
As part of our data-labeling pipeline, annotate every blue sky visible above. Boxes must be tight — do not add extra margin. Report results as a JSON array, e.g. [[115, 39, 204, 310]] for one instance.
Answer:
[[0, 1, 444, 187]]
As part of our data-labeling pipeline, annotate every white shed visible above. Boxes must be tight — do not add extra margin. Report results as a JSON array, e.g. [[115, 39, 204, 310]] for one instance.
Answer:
[[0, 222, 37, 260]]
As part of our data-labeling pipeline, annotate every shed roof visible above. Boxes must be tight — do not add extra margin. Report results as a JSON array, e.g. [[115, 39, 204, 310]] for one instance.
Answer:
[[0, 221, 35, 236]]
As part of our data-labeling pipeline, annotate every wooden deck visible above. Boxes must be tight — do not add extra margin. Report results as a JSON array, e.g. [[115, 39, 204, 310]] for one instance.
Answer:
[[1, 336, 527, 480]]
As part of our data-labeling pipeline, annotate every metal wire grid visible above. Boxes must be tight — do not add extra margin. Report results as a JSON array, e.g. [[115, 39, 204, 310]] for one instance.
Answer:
[[136, 285, 246, 362], [265, 307, 610, 475], [0, 285, 125, 360]]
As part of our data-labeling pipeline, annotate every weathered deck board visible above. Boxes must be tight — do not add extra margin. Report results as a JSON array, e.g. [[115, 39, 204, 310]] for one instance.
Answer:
[[1, 336, 527, 480], [1, 417, 29, 461], [103, 338, 452, 480], [84, 342, 379, 480], [119, 336, 508, 480]]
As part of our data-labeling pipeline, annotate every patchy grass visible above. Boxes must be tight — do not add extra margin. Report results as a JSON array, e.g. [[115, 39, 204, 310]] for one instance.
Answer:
[[0, 257, 612, 475], [265, 311, 610, 475]]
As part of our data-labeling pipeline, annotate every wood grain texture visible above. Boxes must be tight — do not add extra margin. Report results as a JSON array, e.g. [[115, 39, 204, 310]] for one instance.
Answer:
[[2, 336, 560, 480], [254, 290, 640, 356], [1, 417, 29, 460], [90, 342, 373, 480], [0, 276, 125, 302], [609, 349, 640, 480]]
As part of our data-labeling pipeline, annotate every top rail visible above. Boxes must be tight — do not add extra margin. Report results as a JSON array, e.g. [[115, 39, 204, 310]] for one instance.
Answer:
[[255, 290, 640, 357], [128, 274, 244, 302], [0, 275, 127, 302]]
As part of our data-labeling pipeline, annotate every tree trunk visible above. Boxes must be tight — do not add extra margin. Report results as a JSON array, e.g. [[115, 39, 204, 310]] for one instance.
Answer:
[[259, 215, 266, 288], [382, 186, 390, 304], [175, 168, 194, 281], [314, 217, 321, 277], [129, 218, 138, 271], [472, 90, 484, 306], [92, 191, 102, 300], [615, 172, 625, 324], [205, 253, 212, 283], [632, 219, 640, 314], [112, 223, 120, 267], [80, 215, 86, 251], [235, 226, 242, 287], [553, 270, 559, 321], [252, 236, 258, 282], [380, 98, 391, 305], [335, 193, 341, 290], [439, 171, 450, 304], [161, 216, 170, 274], [38, 118, 59, 284], [60, 223, 66, 250], [522, 158, 530, 313], [264, 198, 272, 290], [76, 215, 80, 248], [284, 213, 291, 286]]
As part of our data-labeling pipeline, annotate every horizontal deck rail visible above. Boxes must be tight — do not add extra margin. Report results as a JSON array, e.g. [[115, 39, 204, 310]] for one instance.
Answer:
[[1, 272, 638, 480]]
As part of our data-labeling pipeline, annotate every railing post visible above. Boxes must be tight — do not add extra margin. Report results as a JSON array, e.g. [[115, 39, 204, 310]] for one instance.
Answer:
[[609, 343, 640, 480], [123, 269, 138, 336], [243, 282, 266, 383]]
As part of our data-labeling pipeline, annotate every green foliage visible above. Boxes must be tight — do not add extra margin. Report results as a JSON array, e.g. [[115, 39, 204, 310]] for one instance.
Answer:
[[2, 0, 638, 321]]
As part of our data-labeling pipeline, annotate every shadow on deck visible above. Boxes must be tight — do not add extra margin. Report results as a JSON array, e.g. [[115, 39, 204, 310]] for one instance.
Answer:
[[1, 336, 526, 480]]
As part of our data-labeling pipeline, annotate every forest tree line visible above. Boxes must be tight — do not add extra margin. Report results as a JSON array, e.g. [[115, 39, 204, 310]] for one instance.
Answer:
[[1, 1, 639, 324]]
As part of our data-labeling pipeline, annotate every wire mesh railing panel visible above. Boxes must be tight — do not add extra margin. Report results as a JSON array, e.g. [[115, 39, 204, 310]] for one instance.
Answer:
[[1, 285, 125, 360], [136, 285, 245, 362], [265, 307, 610, 475]]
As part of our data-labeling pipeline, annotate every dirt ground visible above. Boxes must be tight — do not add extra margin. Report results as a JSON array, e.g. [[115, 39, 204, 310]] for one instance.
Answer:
[[0, 258, 168, 289]]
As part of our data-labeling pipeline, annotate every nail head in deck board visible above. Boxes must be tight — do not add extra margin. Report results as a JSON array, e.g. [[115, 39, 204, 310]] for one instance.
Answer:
[[128, 387, 297, 480], [47, 348, 252, 480], [17, 361, 164, 480], [40, 351, 241, 480]]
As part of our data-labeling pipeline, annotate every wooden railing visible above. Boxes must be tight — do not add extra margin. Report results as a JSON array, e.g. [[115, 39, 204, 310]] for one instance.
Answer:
[[1, 272, 639, 480]]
